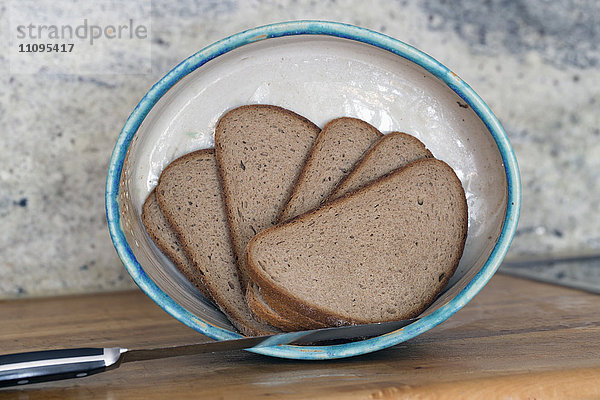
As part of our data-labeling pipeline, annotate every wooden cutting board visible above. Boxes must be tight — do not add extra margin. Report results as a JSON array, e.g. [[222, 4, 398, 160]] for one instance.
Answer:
[[0, 273, 599, 399]]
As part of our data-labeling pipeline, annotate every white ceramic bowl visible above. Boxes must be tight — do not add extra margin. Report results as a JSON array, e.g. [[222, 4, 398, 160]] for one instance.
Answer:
[[106, 21, 520, 360]]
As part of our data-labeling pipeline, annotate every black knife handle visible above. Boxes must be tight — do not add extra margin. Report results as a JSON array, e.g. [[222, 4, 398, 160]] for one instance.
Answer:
[[0, 347, 124, 388]]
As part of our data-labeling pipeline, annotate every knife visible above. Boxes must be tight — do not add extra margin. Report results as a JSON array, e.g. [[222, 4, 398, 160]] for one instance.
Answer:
[[0, 317, 416, 388], [501, 252, 600, 294]]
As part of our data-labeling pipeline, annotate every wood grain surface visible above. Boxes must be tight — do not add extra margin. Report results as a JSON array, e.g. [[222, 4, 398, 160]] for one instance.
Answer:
[[0, 273, 599, 399]]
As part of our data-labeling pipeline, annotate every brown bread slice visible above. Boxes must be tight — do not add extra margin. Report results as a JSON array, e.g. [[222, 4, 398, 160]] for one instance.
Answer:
[[254, 131, 431, 329], [141, 191, 212, 301], [246, 283, 327, 331], [255, 128, 426, 327], [329, 132, 433, 200], [245, 283, 305, 331], [246, 158, 468, 326], [260, 287, 328, 330], [155, 149, 279, 336], [278, 117, 382, 222], [252, 117, 380, 328], [215, 105, 320, 287]]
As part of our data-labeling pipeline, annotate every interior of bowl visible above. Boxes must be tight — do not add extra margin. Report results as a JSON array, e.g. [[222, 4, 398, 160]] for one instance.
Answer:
[[107, 21, 520, 360]]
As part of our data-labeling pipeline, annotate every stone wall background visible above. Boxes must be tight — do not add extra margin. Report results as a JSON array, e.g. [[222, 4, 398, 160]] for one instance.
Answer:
[[1, 0, 598, 297]]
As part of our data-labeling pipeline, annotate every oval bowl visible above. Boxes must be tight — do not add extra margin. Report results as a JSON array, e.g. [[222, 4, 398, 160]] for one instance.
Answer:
[[106, 20, 521, 360]]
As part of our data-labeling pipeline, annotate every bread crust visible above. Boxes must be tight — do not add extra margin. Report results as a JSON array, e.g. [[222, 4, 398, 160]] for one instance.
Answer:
[[263, 116, 381, 329], [156, 148, 279, 336], [245, 283, 307, 331], [256, 285, 328, 330], [329, 131, 433, 201], [141, 190, 213, 301], [278, 117, 382, 222], [246, 158, 468, 326], [214, 104, 320, 289]]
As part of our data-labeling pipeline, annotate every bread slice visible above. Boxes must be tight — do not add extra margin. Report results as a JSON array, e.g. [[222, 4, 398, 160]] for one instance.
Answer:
[[252, 116, 379, 328], [260, 287, 328, 330], [215, 105, 320, 287], [251, 130, 433, 328], [329, 132, 433, 200], [278, 117, 382, 222], [246, 283, 327, 331], [246, 158, 468, 326], [141, 190, 212, 301], [155, 149, 279, 336], [245, 283, 305, 331]]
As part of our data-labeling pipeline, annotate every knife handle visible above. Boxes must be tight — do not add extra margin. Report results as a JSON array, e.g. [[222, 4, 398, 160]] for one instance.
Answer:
[[0, 347, 124, 388]]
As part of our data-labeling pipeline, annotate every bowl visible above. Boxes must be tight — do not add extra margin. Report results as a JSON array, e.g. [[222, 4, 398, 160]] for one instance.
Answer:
[[106, 21, 521, 360]]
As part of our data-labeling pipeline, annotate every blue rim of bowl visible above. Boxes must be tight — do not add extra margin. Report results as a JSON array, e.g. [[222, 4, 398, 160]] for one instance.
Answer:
[[106, 20, 521, 360]]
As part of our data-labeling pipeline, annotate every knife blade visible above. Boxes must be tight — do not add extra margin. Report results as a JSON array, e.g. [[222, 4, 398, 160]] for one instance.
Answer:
[[0, 317, 417, 388], [501, 252, 600, 294]]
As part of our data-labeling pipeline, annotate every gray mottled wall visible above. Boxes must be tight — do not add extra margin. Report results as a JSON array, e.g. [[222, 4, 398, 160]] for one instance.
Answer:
[[1, 0, 599, 297]]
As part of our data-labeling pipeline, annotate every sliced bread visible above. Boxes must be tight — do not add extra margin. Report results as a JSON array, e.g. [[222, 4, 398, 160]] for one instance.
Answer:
[[255, 129, 428, 327], [245, 283, 305, 331], [250, 131, 432, 328], [278, 117, 382, 222], [246, 283, 327, 331], [155, 149, 279, 336], [246, 158, 468, 326], [141, 190, 212, 301], [215, 105, 320, 287], [329, 132, 433, 200]]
